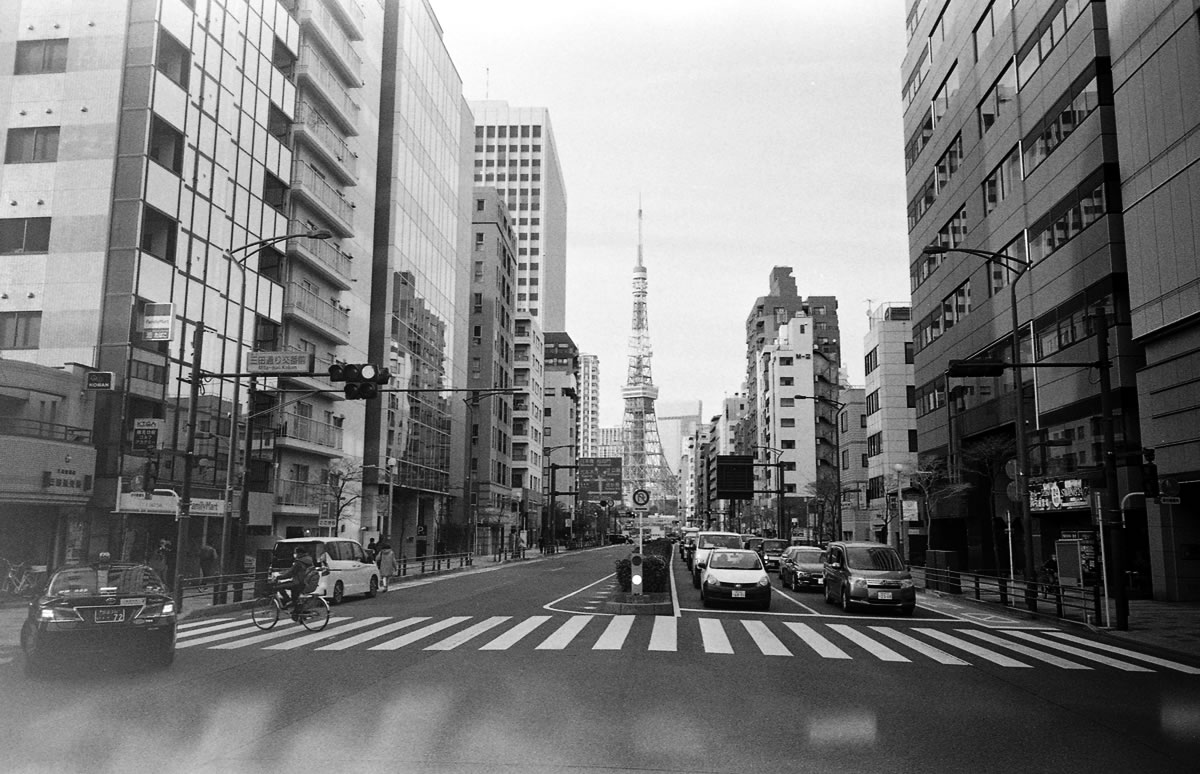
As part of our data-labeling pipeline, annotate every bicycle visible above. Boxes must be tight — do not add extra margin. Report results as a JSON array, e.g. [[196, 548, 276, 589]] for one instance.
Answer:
[[251, 587, 330, 632], [2, 559, 47, 598]]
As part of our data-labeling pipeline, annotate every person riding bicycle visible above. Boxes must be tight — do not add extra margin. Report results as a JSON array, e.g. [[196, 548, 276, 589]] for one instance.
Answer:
[[270, 546, 316, 620]]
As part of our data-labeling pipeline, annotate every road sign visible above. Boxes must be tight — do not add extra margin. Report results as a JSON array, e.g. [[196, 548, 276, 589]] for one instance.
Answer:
[[86, 371, 114, 390], [577, 457, 623, 501], [132, 418, 165, 451], [632, 488, 650, 507], [246, 350, 315, 374]]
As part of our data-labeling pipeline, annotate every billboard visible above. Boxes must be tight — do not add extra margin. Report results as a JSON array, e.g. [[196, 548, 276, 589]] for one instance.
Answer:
[[577, 457, 623, 502]]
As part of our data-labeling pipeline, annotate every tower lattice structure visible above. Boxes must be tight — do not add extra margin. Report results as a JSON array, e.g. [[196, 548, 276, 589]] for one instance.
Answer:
[[621, 206, 678, 509]]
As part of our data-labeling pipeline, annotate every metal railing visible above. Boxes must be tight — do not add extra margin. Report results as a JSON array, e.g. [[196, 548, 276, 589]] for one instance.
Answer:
[[914, 565, 1105, 627], [0, 417, 92, 444]]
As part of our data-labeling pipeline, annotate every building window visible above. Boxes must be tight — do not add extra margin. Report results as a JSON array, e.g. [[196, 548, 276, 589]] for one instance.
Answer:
[[1022, 65, 1104, 176], [909, 430, 919, 452], [982, 145, 1022, 215], [140, 206, 177, 263], [978, 60, 1017, 136], [931, 63, 960, 126], [156, 30, 190, 89], [0, 217, 51, 253], [0, 311, 41, 349], [148, 116, 184, 173], [14, 39, 68, 74], [5, 126, 60, 163], [781, 418, 795, 428]]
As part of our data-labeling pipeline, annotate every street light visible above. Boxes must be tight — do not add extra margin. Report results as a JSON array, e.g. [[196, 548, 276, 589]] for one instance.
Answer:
[[922, 243, 1035, 607], [751, 445, 785, 539], [545, 443, 576, 554], [216, 228, 331, 580], [893, 462, 906, 560], [795, 394, 846, 541]]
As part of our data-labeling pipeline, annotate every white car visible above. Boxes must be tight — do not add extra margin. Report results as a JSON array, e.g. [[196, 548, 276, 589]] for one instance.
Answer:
[[699, 548, 772, 610], [269, 538, 379, 604], [690, 531, 745, 588]]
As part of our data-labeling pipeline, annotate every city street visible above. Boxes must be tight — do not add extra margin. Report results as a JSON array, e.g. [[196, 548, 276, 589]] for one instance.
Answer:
[[2, 546, 1199, 773]]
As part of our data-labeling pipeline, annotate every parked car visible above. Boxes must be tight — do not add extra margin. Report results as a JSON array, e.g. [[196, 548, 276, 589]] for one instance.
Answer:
[[679, 529, 699, 563], [759, 539, 789, 571], [270, 537, 379, 604], [699, 548, 772, 610], [21, 559, 177, 674], [780, 545, 826, 590], [823, 541, 915, 615], [691, 531, 745, 588]]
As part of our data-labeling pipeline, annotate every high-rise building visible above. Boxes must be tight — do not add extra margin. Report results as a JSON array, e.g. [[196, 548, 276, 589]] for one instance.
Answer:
[[469, 101, 567, 330], [465, 188, 516, 555], [512, 312, 545, 540], [904, 0, 1148, 579], [862, 303, 916, 549], [578, 352, 600, 458]]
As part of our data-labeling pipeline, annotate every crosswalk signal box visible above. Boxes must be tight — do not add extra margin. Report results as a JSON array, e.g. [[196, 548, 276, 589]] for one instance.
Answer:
[[631, 552, 643, 596]]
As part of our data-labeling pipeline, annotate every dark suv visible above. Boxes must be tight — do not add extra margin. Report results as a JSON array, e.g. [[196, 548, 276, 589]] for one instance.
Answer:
[[823, 541, 915, 615]]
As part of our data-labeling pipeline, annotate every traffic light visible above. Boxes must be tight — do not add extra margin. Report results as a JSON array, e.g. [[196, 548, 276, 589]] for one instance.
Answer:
[[947, 358, 1007, 377], [1142, 449, 1160, 499], [328, 363, 391, 399]]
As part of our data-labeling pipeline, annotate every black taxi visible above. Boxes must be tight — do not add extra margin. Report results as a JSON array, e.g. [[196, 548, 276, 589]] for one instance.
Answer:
[[20, 556, 177, 674]]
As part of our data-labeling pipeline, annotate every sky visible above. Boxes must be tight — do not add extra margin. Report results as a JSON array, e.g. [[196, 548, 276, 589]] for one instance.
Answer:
[[433, 0, 911, 428]]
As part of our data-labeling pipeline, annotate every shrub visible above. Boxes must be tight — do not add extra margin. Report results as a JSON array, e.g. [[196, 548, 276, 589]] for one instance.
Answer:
[[615, 553, 669, 593]]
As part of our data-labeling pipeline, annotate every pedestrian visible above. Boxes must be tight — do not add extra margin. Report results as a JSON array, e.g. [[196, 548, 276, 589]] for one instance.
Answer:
[[198, 542, 219, 589], [365, 538, 378, 562], [376, 542, 397, 592], [157, 539, 176, 589]]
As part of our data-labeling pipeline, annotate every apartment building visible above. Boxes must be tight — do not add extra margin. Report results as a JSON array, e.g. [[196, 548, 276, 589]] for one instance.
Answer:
[[578, 352, 600, 459], [543, 331, 579, 543], [511, 312, 545, 541]]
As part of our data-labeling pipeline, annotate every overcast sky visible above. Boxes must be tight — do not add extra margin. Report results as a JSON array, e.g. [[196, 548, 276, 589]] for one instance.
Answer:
[[433, 0, 910, 428]]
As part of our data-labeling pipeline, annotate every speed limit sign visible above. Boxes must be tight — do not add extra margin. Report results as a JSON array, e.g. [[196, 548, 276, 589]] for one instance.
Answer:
[[632, 488, 650, 507]]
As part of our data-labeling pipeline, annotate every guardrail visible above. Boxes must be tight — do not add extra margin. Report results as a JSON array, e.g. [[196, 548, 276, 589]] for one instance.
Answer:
[[914, 565, 1105, 627]]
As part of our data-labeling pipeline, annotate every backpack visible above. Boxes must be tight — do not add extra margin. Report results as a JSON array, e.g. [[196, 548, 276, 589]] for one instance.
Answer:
[[302, 564, 322, 593]]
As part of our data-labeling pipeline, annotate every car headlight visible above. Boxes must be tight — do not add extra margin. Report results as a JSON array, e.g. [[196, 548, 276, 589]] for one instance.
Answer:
[[851, 577, 868, 590], [705, 575, 721, 586], [901, 579, 914, 589], [39, 607, 81, 622], [757, 575, 771, 587]]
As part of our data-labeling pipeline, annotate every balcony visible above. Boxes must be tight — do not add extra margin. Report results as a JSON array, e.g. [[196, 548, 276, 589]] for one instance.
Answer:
[[291, 162, 355, 237], [275, 477, 327, 510], [322, 0, 364, 41], [287, 217, 353, 288], [284, 281, 350, 344], [293, 101, 358, 184], [296, 45, 359, 134], [295, 0, 362, 83], [275, 410, 343, 454], [277, 344, 338, 393]]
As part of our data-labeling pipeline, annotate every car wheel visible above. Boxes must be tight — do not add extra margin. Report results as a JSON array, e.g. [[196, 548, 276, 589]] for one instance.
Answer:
[[900, 605, 915, 617], [331, 581, 345, 605], [152, 646, 176, 668], [824, 582, 834, 604], [367, 576, 379, 598], [759, 596, 771, 612], [841, 586, 853, 613]]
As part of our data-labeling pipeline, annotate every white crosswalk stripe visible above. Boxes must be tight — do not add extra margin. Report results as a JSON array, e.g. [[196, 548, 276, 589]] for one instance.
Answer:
[[175, 613, 1189, 673]]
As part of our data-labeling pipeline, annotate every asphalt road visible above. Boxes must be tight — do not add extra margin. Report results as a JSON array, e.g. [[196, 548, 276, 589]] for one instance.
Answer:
[[2, 545, 1199, 773]]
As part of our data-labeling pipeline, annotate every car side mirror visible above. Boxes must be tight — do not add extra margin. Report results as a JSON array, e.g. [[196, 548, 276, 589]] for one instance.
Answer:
[[697, 562, 706, 570], [828, 561, 840, 569]]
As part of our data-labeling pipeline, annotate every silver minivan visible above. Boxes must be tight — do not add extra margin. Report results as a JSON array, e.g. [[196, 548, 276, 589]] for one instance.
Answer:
[[823, 541, 915, 615], [270, 537, 380, 604]]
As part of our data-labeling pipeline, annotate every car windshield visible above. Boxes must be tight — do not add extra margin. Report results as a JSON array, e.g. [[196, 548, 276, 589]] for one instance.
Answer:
[[272, 542, 323, 565], [845, 546, 906, 571], [794, 548, 826, 563], [700, 535, 743, 549], [762, 540, 787, 553], [47, 565, 167, 596], [709, 551, 762, 570]]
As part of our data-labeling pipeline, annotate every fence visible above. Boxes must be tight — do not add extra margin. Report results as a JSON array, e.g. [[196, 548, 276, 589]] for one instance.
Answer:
[[914, 564, 1105, 627]]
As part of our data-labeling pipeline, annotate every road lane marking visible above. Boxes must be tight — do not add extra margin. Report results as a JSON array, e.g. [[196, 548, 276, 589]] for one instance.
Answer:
[[1044, 631, 1199, 673], [536, 615, 594, 649], [1003, 631, 1153, 672], [316, 617, 430, 650], [426, 616, 512, 650], [177, 619, 254, 638], [593, 615, 635, 650], [914, 629, 1031, 667], [369, 617, 471, 650], [178, 622, 295, 648], [545, 575, 616, 614], [206, 619, 353, 649], [265, 617, 391, 650], [869, 627, 969, 665], [960, 629, 1091, 669], [649, 616, 677, 651], [178, 618, 236, 631], [742, 620, 792, 656], [699, 618, 733, 654], [828, 624, 910, 662], [480, 615, 551, 650], [783, 622, 851, 659]]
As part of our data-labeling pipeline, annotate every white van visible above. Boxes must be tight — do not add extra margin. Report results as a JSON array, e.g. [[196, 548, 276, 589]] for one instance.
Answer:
[[269, 537, 379, 604]]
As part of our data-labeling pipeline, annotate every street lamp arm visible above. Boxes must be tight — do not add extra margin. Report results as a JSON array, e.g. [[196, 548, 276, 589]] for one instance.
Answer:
[[922, 244, 1027, 273], [793, 394, 845, 409]]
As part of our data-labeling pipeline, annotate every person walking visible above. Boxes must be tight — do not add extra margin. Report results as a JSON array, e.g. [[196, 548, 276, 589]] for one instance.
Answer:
[[376, 542, 396, 592], [198, 542, 219, 590], [365, 538, 378, 563]]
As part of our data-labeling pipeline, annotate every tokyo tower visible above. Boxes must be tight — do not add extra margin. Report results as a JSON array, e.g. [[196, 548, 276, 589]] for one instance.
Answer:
[[621, 205, 678, 509]]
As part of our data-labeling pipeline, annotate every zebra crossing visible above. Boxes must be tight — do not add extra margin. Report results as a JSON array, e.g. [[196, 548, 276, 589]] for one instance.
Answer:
[[175, 613, 1200, 673]]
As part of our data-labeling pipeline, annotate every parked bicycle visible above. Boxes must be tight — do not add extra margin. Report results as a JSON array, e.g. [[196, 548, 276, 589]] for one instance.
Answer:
[[250, 588, 330, 632], [1, 559, 48, 598]]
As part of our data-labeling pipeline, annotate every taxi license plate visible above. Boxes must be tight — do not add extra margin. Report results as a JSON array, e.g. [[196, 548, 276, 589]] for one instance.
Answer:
[[877, 591, 893, 600], [732, 590, 746, 598], [95, 608, 126, 623]]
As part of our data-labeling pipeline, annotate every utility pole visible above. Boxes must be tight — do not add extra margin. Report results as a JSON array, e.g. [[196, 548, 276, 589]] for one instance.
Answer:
[[174, 325, 204, 608], [1094, 309, 1126, 630]]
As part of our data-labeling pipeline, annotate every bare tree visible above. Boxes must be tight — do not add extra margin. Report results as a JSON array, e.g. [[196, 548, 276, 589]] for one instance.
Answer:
[[326, 458, 365, 537], [805, 478, 841, 543], [909, 455, 972, 551], [958, 435, 1015, 573]]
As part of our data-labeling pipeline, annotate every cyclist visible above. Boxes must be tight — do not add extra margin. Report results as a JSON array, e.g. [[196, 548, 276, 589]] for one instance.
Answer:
[[270, 546, 316, 620]]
